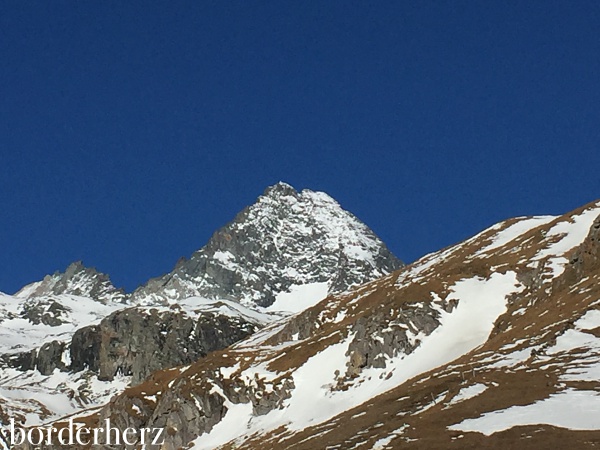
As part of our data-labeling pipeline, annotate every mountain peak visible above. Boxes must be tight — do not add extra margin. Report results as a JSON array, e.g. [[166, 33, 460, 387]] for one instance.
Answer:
[[61, 260, 87, 277], [262, 181, 298, 198], [132, 184, 403, 306], [85, 199, 600, 450], [16, 261, 126, 304]]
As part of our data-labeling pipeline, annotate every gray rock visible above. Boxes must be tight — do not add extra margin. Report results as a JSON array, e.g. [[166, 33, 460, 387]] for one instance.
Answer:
[[70, 325, 102, 372], [19, 298, 71, 326], [345, 303, 441, 377], [0, 349, 37, 371], [67, 307, 258, 385], [37, 340, 67, 375]]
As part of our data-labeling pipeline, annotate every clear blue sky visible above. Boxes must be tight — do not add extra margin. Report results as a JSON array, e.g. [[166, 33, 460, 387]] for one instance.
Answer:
[[1, 1, 599, 294]]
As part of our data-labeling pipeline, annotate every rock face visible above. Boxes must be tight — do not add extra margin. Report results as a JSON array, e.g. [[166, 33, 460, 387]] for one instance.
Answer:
[[0, 340, 67, 376], [131, 182, 402, 307], [70, 325, 102, 373], [1, 302, 265, 385], [84, 307, 259, 385], [345, 302, 442, 376]]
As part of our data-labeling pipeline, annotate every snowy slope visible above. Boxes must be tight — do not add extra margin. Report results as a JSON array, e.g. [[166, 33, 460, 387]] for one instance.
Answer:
[[184, 272, 525, 448], [0, 287, 128, 428], [15, 261, 126, 304], [0, 261, 127, 355], [0, 295, 277, 428]]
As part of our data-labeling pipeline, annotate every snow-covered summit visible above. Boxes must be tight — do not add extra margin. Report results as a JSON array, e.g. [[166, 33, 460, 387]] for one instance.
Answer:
[[131, 182, 402, 306]]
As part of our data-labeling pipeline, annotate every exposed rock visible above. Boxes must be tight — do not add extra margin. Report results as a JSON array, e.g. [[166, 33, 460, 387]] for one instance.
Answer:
[[0, 341, 67, 375], [20, 298, 71, 326], [37, 340, 67, 375], [346, 303, 441, 376], [70, 325, 102, 372], [68, 307, 258, 385], [0, 349, 37, 371]]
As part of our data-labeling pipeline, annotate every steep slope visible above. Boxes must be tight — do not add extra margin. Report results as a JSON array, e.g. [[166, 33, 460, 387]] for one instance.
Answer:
[[0, 182, 402, 430], [131, 182, 402, 307], [47, 199, 600, 450], [270, 203, 600, 450]]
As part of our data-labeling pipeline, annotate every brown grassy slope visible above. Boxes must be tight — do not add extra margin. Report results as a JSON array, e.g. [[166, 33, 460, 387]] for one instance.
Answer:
[[232, 205, 600, 450]]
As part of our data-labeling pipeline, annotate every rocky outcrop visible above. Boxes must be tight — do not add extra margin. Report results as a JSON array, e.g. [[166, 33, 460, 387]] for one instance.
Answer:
[[0, 340, 67, 375], [92, 357, 297, 450], [2, 307, 260, 386], [19, 298, 71, 326], [70, 325, 102, 373], [345, 303, 442, 376], [0, 350, 37, 372], [36, 340, 67, 375], [92, 307, 258, 384]]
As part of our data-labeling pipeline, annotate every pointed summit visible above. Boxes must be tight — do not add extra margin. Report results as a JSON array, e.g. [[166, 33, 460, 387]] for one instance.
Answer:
[[16, 261, 126, 304], [262, 181, 298, 198], [132, 183, 403, 306]]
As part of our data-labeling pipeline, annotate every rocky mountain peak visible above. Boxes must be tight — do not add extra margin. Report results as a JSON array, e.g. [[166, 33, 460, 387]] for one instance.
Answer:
[[15, 261, 126, 304], [131, 182, 403, 306], [261, 181, 298, 198]]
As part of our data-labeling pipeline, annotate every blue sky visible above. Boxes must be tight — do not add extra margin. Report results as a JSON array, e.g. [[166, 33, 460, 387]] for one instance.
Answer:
[[1, 1, 599, 293]]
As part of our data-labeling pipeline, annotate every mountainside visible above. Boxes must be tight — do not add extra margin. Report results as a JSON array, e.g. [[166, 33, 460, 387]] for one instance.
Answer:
[[35, 199, 600, 450], [0, 182, 401, 430], [0, 262, 126, 367]]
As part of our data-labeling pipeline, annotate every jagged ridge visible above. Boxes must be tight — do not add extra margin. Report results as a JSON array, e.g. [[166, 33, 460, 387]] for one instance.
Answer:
[[16, 261, 126, 304]]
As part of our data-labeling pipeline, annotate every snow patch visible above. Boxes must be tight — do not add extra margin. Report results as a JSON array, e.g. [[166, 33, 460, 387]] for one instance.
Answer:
[[477, 216, 555, 254], [449, 389, 600, 435], [265, 282, 329, 314], [532, 204, 600, 277], [449, 383, 488, 406]]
